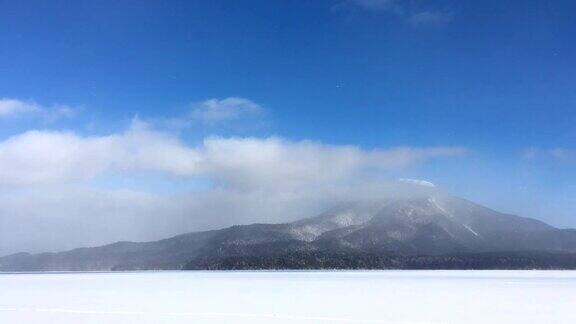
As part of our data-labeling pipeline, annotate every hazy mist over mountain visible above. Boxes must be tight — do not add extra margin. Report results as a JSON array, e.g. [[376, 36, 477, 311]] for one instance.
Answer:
[[3, 186, 576, 271]]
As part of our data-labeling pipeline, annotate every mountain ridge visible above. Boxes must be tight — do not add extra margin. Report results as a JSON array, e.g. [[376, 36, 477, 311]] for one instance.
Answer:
[[2, 193, 576, 271]]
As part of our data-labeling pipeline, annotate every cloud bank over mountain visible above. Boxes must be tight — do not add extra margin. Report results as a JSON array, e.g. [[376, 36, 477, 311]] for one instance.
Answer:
[[0, 115, 465, 256]]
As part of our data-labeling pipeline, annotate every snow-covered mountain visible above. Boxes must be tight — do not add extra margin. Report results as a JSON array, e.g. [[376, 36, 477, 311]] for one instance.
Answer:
[[1, 193, 575, 271]]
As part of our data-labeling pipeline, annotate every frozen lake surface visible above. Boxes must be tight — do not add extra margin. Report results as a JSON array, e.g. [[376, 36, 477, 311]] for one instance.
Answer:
[[1, 270, 575, 323]]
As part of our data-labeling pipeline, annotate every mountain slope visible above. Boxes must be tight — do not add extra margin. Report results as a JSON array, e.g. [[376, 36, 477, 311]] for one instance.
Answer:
[[1, 194, 575, 271]]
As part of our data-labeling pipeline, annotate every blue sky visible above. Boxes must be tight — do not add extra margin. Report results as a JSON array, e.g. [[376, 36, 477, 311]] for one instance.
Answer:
[[0, 0, 575, 253]]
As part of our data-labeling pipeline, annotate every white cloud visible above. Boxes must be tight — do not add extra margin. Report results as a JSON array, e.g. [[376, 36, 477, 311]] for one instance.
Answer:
[[0, 98, 78, 121], [199, 137, 465, 190], [0, 120, 465, 187], [189, 97, 263, 123], [0, 120, 201, 185], [0, 98, 41, 118]]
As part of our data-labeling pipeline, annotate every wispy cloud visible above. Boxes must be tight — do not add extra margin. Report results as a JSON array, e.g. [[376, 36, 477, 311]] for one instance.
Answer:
[[0, 98, 78, 121], [523, 147, 576, 163], [155, 97, 266, 130], [409, 11, 452, 27], [190, 97, 264, 124], [350, 0, 396, 11], [347, 0, 452, 27]]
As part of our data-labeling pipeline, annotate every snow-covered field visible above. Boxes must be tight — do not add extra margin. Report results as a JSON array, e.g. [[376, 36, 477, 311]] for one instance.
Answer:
[[0, 271, 575, 324]]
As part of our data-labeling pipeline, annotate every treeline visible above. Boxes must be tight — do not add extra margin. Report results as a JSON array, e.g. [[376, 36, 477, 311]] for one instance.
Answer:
[[184, 251, 576, 270]]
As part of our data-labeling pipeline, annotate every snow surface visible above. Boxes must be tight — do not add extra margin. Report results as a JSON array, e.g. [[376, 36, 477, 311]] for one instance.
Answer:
[[428, 197, 480, 237], [1, 271, 575, 324]]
